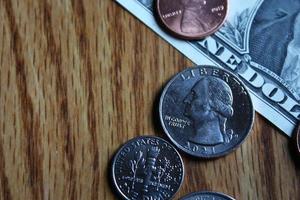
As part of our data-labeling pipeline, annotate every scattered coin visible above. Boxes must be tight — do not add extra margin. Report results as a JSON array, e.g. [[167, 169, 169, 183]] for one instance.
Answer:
[[156, 0, 228, 40], [296, 122, 300, 155], [297, 129, 300, 154], [112, 136, 184, 200], [180, 191, 235, 200], [159, 66, 254, 158]]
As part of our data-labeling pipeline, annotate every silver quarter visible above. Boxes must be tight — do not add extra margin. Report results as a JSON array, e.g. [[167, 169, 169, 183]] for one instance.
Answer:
[[159, 66, 254, 158], [180, 191, 235, 200], [112, 136, 184, 200]]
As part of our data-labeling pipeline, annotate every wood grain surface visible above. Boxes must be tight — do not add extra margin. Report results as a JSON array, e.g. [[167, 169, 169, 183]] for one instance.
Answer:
[[0, 0, 299, 199]]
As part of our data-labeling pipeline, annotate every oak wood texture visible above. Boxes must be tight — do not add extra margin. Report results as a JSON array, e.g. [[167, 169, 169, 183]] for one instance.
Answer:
[[0, 0, 299, 199]]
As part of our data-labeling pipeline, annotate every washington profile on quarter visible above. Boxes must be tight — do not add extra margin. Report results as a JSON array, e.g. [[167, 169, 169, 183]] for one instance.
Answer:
[[159, 66, 254, 158], [156, 0, 228, 40], [180, 191, 235, 200], [111, 136, 184, 200]]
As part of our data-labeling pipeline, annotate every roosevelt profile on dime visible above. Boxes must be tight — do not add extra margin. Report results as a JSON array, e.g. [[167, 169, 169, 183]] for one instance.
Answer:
[[183, 76, 234, 146]]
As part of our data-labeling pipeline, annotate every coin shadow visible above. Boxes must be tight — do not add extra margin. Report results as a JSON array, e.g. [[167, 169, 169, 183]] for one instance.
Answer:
[[181, 150, 229, 162]]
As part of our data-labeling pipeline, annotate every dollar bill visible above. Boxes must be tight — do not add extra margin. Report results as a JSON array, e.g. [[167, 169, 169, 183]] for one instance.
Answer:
[[116, 0, 300, 137]]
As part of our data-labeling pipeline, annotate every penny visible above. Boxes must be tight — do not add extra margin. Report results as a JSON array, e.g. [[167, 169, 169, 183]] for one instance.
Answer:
[[112, 136, 184, 200], [159, 66, 254, 158], [156, 0, 228, 40], [180, 191, 235, 200]]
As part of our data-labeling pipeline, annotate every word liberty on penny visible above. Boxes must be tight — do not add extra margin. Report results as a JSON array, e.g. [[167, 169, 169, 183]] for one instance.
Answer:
[[180, 191, 235, 200], [112, 136, 184, 200], [156, 0, 228, 40], [159, 66, 254, 158]]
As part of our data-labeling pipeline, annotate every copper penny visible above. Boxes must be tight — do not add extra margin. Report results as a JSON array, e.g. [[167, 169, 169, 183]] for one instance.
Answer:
[[156, 0, 228, 40]]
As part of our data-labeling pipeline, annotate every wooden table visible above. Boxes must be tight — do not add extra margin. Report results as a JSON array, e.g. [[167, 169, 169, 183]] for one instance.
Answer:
[[0, 0, 299, 199]]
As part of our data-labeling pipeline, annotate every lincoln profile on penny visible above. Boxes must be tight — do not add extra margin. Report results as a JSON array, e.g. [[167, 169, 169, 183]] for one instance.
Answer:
[[180, 0, 210, 33], [184, 77, 234, 146]]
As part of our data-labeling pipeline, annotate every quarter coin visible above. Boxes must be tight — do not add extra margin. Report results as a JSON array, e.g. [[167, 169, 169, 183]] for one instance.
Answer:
[[159, 66, 254, 158], [180, 191, 235, 200], [112, 136, 184, 200], [156, 0, 228, 40]]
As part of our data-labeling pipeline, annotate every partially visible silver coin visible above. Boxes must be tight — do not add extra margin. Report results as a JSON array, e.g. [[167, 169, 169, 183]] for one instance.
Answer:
[[159, 66, 254, 158], [295, 121, 300, 156], [180, 191, 235, 200], [112, 136, 184, 200]]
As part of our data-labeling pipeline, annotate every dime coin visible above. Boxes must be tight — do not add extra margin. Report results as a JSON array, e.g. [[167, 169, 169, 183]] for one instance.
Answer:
[[180, 191, 235, 200], [112, 136, 184, 200], [159, 66, 254, 158], [156, 0, 228, 40]]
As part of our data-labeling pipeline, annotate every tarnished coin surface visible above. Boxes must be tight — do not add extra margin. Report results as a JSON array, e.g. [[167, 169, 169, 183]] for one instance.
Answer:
[[180, 191, 235, 200], [159, 66, 254, 158], [156, 0, 228, 40], [112, 136, 184, 200]]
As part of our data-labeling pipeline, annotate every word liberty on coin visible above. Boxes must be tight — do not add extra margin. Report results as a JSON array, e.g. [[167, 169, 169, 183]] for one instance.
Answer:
[[112, 136, 184, 200], [156, 0, 228, 40], [159, 66, 254, 158], [180, 191, 235, 200]]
